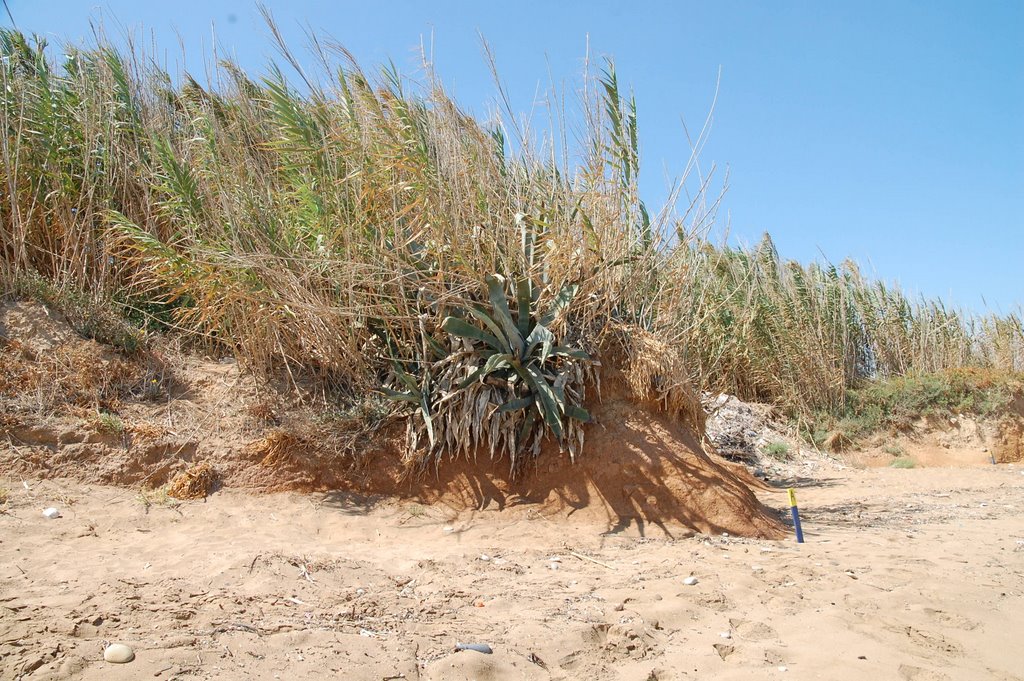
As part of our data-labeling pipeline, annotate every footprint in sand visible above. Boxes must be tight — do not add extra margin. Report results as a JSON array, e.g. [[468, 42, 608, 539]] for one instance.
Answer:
[[899, 625, 964, 657], [922, 607, 980, 631], [898, 663, 952, 681], [728, 617, 778, 641]]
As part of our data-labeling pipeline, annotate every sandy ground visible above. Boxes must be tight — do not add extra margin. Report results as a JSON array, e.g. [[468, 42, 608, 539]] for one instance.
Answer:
[[2, 463, 1023, 681]]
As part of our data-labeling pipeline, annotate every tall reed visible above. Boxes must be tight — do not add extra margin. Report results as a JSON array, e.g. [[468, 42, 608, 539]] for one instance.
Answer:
[[1, 24, 1020, 464]]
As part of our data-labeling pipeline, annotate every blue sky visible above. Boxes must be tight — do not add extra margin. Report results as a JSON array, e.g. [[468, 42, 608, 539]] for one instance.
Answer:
[[5, 1, 1022, 310]]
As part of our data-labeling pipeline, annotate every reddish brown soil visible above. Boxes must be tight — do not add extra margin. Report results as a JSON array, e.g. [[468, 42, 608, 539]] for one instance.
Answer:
[[1, 300, 782, 538]]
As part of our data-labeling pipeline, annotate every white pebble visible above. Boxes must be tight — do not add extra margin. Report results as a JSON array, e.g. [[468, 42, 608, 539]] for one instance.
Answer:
[[103, 643, 134, 663], [778, 666, 788, 672], [719, 631, 732, 639], [42, 507, 61, 519], [548, 562, 560, 570], [479, 554, 491, 561], [683, 576, 699, 586]]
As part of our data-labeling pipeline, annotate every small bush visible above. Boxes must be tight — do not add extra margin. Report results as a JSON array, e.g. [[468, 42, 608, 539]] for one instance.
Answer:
[[762, 441, 791, 460], [94, 411, 125, 434], [890, 456, 916, 469], [882, 444, 905, 456]]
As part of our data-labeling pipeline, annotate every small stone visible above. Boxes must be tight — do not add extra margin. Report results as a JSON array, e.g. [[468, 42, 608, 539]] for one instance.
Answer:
[[683, 576, 699, 586], [103, 643, 134, 663], [719, 631, 732, 639], [479, 554, 491, 561], [778, 666, 788, 672], [42, 507, 61, 519], [714, 643, 735, 660]]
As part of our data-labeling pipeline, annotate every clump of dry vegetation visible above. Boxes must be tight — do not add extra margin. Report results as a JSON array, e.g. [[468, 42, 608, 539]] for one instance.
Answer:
[[0, 332, 157, 417], [167, 461, 217, 500], [1, 21, 1021, 470]]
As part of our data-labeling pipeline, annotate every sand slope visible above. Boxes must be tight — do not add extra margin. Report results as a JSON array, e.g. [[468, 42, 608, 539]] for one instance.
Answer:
[[2, 464, 1023, 680], [1, 299, 783, 540]]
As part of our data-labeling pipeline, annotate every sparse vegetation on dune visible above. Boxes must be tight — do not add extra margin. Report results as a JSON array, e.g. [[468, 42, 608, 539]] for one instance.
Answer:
[[672, 236, 1024, 418], [807, 368, 1024, 448], [1, 23, 1022, 468]]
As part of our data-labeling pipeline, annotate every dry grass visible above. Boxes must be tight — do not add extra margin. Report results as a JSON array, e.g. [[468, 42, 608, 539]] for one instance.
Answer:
[[0, 22, 1020, 468], [251, 429, 313, 469], [0, 338, 154, 418], [166, 461, 217, 500]]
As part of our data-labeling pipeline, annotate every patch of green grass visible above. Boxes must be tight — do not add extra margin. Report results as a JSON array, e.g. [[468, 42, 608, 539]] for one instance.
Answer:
[[95, 411, 125, 435], [847, 369, 1018, 425], [882, 444, 906, 456], [761, 440, 792, 461], [137, 486, 179, 511], [809, 369, 1023, 446], [890, 456, 916, 469]]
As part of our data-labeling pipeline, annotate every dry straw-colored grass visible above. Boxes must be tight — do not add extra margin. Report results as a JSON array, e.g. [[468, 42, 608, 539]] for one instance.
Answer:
[[1, 20, 1021, 468], [166, 461, 217, 500]]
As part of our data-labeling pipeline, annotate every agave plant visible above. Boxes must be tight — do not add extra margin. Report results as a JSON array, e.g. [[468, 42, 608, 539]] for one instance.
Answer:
[[442, 273, 591, 451]]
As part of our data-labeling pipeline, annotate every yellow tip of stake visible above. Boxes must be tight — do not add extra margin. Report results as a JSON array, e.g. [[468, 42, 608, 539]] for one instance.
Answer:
[[787, 488, 798, 508]]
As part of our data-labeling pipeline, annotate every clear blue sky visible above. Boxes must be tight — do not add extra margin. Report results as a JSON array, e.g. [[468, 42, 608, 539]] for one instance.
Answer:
[[5, 1, 1022, 310]]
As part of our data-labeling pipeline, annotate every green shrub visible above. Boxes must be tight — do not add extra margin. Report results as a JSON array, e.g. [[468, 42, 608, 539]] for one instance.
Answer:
[[94, 411, 125, 435], [762, 441, 791, 460]]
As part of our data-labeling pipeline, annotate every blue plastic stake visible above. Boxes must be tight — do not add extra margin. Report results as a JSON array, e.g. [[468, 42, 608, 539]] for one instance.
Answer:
[[787, 488, 805, 543]]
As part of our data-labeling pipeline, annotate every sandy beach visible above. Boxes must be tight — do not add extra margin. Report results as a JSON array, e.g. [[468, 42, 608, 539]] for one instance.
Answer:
[[3, 463, 1023, 680]]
